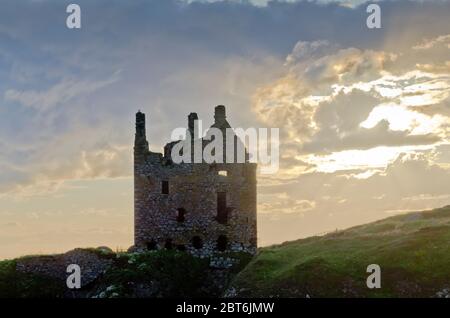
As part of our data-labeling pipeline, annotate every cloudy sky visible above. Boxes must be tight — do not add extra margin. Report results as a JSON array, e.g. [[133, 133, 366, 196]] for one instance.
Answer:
[[0, 0, 449, 259]]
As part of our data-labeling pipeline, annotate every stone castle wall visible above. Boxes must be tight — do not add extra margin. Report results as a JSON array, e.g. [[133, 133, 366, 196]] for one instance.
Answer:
[[133, 106, 257, 257]]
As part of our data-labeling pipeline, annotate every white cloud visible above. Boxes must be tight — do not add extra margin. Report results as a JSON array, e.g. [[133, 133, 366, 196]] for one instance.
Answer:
[[253, 38, 449, 171], [0, 143, 131, 197], [4, 74, 120, 111], [413, 34, 450, 50]]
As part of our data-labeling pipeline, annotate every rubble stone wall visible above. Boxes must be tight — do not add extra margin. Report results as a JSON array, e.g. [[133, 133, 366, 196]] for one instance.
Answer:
[[134, 107, 257, 258]]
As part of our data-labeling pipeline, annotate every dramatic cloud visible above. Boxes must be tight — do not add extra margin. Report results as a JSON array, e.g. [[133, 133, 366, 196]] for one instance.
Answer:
[[253, 34, 450, 173], [247, 8, 450, 246]]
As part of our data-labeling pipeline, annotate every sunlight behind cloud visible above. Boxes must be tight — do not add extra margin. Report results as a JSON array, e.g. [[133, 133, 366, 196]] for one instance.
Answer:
[[360, 103, 446, 135], [299, 145, 436, 173]]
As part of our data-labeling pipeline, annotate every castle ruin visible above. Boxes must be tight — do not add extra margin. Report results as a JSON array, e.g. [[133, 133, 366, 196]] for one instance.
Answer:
[[133, 105, 257, 257]]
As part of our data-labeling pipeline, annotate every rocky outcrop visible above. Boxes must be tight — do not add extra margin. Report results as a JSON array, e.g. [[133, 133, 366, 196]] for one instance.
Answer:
[[16, 248, 114, 288], [4, 249, 251, 298]]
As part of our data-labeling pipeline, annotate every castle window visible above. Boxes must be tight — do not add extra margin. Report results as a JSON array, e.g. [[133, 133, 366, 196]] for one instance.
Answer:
[[217, 192, 227, 224], [216, 235, 228, 252], [161, 180, 169, 194], [218, 170, 227, 177], [176, 208, 186, 223], [192, 236, 203, 249], [165, 239, 173, 250], [146, 240, 157, 250]]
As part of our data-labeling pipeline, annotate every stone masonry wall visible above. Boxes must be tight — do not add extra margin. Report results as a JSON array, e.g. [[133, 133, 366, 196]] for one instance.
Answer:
[[133, 107, 257, 258]]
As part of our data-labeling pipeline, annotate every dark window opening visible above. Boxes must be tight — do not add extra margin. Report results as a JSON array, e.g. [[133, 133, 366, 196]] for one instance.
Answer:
[[177, 208, 186, 222], [217, 192, 227, 224], [161, 180, 169, 194], [192, 236, 203, 249], [164, 239, 173, 250], [217, 235, 228, 252], [177, 244, 186, 251], [146, 240, 157, 250]]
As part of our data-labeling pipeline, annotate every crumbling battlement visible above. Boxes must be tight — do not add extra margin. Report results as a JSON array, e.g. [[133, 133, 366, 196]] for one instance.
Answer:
[[133, 105, 257, 258]]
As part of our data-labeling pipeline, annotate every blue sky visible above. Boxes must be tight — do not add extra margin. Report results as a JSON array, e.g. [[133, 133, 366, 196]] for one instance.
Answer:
[[1, 0, 450, 259]]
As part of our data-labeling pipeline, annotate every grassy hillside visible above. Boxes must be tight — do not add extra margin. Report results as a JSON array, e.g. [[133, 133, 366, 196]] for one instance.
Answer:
[[228, 206, 450, 298]]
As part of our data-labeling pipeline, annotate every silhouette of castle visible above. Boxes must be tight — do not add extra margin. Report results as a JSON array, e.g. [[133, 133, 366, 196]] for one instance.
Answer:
[[133, 105, 257, 256]]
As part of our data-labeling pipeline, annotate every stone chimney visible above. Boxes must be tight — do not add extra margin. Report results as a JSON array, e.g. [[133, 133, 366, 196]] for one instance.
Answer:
[[214, 105, 226, 125], [188, 112, 198, 137], [134, 111, 149, 157]]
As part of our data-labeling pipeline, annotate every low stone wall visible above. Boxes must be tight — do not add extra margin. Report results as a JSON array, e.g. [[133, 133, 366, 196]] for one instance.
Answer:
[[16, 248, 114, 288]]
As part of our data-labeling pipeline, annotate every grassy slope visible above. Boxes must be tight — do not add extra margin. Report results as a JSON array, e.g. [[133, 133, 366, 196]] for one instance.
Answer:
[[230, 206, 450, 298]]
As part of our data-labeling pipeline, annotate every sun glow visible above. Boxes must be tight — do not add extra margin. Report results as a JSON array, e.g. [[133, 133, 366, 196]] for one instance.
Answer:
[[360, 103, 446, 135], [300, 145, 435, 174]]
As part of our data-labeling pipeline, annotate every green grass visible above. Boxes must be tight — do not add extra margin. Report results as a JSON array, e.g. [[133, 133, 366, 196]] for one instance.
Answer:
[[230, 206, 450, 298]]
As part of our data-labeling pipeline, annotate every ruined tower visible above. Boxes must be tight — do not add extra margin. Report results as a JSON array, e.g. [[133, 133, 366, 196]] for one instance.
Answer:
[[133, 106, 257, 257]]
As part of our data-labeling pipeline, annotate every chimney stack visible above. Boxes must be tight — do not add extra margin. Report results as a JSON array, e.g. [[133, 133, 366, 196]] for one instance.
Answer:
[[214, 105, 226, 123], [135, 111, 146, 139], [134, 111, 149, 155], [188, 112, 198, 137]]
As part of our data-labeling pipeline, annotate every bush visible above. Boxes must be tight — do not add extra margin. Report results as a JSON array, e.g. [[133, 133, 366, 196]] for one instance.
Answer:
[[100, 250, 210, 297]]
